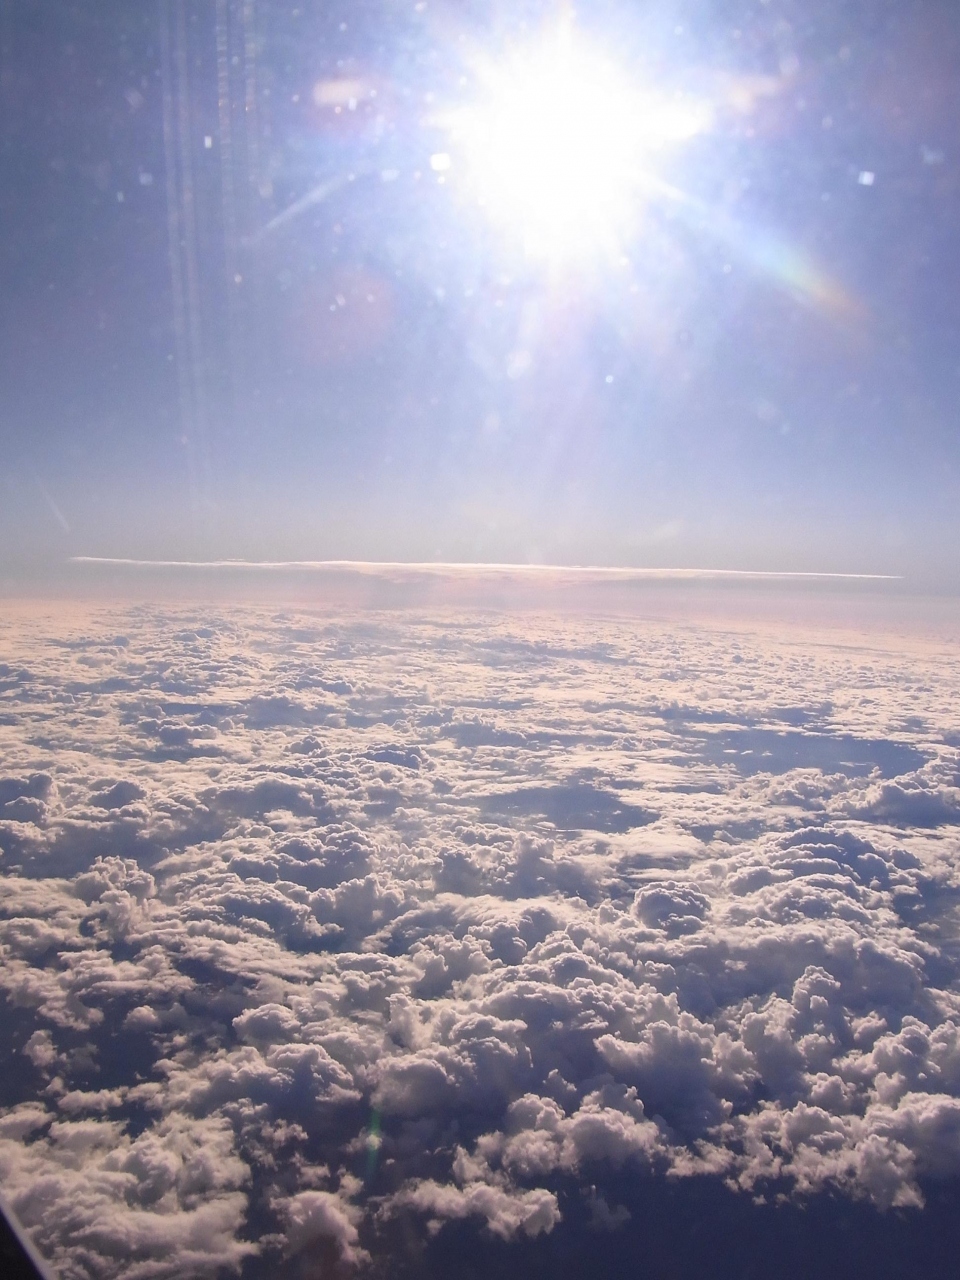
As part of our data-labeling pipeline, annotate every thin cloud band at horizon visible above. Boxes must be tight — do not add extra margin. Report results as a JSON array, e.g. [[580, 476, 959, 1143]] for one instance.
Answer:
[[68, 557, 902, 580]]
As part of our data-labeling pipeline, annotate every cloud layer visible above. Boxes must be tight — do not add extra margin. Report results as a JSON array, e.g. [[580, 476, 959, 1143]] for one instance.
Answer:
[[2, 602, 960, 1276]]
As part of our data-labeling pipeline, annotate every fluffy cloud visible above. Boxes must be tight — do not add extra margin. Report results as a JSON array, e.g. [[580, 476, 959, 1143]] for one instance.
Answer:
[[0, 1107, 254, 1280], [1, 602, 960, 1275]]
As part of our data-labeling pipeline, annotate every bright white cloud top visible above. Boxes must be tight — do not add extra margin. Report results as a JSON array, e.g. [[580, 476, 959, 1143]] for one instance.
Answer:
[[1, 597, 960, 1276]]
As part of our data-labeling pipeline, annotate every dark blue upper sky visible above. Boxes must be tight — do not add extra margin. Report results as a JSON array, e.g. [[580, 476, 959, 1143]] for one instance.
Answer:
[[1, 0, 959, 584]]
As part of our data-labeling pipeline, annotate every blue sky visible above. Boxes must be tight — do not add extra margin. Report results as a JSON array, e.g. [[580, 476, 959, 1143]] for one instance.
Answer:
[[1, 0, 959, 585]]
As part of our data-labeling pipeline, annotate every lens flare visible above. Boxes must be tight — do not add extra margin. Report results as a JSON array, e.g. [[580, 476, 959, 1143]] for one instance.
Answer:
[[441, 24, 709, 265]]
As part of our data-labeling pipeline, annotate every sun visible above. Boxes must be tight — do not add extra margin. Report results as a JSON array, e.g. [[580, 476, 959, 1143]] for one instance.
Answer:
[[438, 23, 708, 266]]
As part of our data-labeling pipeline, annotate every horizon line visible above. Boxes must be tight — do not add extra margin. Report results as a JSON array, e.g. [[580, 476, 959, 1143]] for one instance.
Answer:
[[69, 557, 904, 581]]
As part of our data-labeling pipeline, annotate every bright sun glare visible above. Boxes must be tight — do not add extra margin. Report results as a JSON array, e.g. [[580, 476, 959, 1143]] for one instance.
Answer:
[[442, 25, 708, 264]]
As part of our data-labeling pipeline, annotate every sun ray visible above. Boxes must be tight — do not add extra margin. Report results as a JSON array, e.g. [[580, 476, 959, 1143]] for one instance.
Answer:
[[436, 21, 709, 265]]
